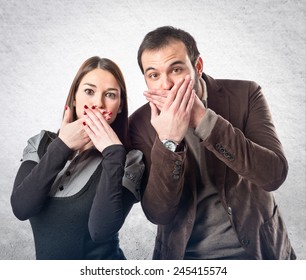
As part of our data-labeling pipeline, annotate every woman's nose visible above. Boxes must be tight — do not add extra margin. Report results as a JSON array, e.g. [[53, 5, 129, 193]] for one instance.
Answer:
[[93, 97, 104, 109]]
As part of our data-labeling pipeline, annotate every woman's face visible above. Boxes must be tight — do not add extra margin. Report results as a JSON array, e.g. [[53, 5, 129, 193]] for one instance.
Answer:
[[74, 68, 122, 124]]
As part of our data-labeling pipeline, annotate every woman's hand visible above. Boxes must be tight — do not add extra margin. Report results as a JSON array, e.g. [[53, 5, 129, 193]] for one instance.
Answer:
[[83, 106, 122, 153], [58, 106, 91, 150]]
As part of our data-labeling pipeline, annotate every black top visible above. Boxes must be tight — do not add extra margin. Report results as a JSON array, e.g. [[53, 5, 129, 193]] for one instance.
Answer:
[[11, 131, 144, 259]]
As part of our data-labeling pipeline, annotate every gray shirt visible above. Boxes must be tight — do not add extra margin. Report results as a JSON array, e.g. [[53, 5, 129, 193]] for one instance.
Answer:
[[184, 80, 252, 259]]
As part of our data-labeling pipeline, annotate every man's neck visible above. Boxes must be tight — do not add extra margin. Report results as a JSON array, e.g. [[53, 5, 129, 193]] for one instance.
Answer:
[[199, 77, 208, 105]]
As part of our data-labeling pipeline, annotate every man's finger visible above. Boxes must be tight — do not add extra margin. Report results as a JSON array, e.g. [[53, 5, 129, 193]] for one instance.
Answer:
[[149, 101, 159, 119]]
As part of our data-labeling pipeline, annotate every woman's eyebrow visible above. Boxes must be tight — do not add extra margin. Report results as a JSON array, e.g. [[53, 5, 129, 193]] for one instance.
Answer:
[[83, 83, 97, 87], [104, 88, 119, 92]]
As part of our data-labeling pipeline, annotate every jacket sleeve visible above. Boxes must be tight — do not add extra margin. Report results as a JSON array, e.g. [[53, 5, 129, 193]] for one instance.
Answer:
[[88, 146, 144, 242], [198, 81, 288, 191], [129, 107, 187, 225], [142, 138, 187, 224], [11, 133, 73, 220]]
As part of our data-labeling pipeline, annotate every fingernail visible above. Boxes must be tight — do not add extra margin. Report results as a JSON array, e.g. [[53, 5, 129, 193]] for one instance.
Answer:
[[83, 111, 87, 115], [65, 105, 68, 110], [106, 117, 111, 121], [82, 121, 86, 126], [84, 105, 88, 109], [91, 106, 96, 109], [108, 111, 112, 116], [102, 111, 107, 115]]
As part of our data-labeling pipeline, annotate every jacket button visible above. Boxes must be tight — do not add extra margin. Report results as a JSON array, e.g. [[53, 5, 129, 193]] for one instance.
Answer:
[[173, 169, 180, 175], [215, 143, 222, 150], [227, 207, 232, 215], [241, 239, 250, 247]]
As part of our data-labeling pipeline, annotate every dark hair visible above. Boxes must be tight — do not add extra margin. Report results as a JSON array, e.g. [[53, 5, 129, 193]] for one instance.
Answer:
[[64, 56, 129, 147], [137, 26, 200, 74]]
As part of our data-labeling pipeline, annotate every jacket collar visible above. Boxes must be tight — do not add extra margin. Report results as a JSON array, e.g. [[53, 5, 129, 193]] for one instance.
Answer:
[[202, 73, 229, 121]]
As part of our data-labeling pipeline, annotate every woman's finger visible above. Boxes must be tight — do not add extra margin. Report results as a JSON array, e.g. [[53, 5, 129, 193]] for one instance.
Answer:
[[84, 106, 110, 130]]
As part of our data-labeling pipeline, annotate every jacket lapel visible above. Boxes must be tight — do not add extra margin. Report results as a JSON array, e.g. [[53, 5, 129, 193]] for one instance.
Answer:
[[203, 74, 229, 195]]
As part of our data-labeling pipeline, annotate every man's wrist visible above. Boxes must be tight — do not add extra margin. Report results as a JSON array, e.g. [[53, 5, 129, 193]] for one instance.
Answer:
[[161, 139, 179, 152]]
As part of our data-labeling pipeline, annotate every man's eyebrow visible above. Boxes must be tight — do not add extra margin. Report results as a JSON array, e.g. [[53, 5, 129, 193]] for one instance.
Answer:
[[144, 60, 185, 74], [170, 60, 185, 67], [144, 67, 155, 74]]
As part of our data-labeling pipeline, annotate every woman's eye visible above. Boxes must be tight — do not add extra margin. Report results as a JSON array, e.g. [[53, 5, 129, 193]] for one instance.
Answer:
[[84, 89, 94, 95], [105, 92, 116, 98]]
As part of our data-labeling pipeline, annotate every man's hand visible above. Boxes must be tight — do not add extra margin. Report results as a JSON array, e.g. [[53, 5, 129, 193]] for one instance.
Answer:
[[145, 75, 195, 143], [144, 77, 206, 130], [189, 93, 206, 129]]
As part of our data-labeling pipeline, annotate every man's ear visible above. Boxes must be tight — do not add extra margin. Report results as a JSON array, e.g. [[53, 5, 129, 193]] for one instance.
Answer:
[[195, 56, 204, 76]]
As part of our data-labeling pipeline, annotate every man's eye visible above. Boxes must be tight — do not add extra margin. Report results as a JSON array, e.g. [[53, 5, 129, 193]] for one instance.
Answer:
[[148, 73, 158, 79], [173, 68, 182, 73], [84, 89, 94, 95]]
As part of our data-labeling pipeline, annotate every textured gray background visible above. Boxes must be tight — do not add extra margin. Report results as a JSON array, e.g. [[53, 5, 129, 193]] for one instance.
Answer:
[[0, 0, 305, 260]]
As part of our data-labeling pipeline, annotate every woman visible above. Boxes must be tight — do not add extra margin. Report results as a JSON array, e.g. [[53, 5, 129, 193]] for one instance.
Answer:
[[11, 56, 144, 260]]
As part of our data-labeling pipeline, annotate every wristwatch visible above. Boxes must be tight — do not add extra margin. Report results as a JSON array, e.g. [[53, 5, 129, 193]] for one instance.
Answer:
[[161, 139, 179, 152]]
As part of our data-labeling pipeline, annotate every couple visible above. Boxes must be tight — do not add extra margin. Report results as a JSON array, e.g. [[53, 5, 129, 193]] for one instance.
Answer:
[[11, 26, 296, 260]]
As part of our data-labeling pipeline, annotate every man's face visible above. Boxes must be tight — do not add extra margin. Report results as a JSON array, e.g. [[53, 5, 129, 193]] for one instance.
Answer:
[[141, 40, 201, 94]]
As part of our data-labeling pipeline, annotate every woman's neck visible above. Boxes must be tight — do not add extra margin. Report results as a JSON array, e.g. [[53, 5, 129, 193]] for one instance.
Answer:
[[79, 141, 94, 153]]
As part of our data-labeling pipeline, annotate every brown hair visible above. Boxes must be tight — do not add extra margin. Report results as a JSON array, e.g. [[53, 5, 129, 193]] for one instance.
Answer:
[[137, 26, 200, 74], [63, 56, 129, 147]]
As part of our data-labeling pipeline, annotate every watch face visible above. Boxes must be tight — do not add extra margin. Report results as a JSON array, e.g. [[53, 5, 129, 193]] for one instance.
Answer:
[[163, 140, 177, 152]]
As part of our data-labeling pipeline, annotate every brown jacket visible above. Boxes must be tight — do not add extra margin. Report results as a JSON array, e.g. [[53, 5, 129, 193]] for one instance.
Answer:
[[129, 73, 296, 260]]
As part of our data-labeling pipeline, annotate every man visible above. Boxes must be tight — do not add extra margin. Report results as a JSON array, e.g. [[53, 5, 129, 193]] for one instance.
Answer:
[[129, 26, 296, 260]]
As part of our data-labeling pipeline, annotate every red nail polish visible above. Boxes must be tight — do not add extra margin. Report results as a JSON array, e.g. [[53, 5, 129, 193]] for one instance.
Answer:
[[108, 111, 112, 116], [102, 111, 107, 115], [91, 106, 96, 109], [84, 105, 88, 109], [83, 111, 87, 115], [65, 105, 68, 110], [83, 121, 86, 126]]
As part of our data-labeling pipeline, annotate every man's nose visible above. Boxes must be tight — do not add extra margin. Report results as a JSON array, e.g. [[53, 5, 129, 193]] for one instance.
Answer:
[[161, 75, 174, 90]]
